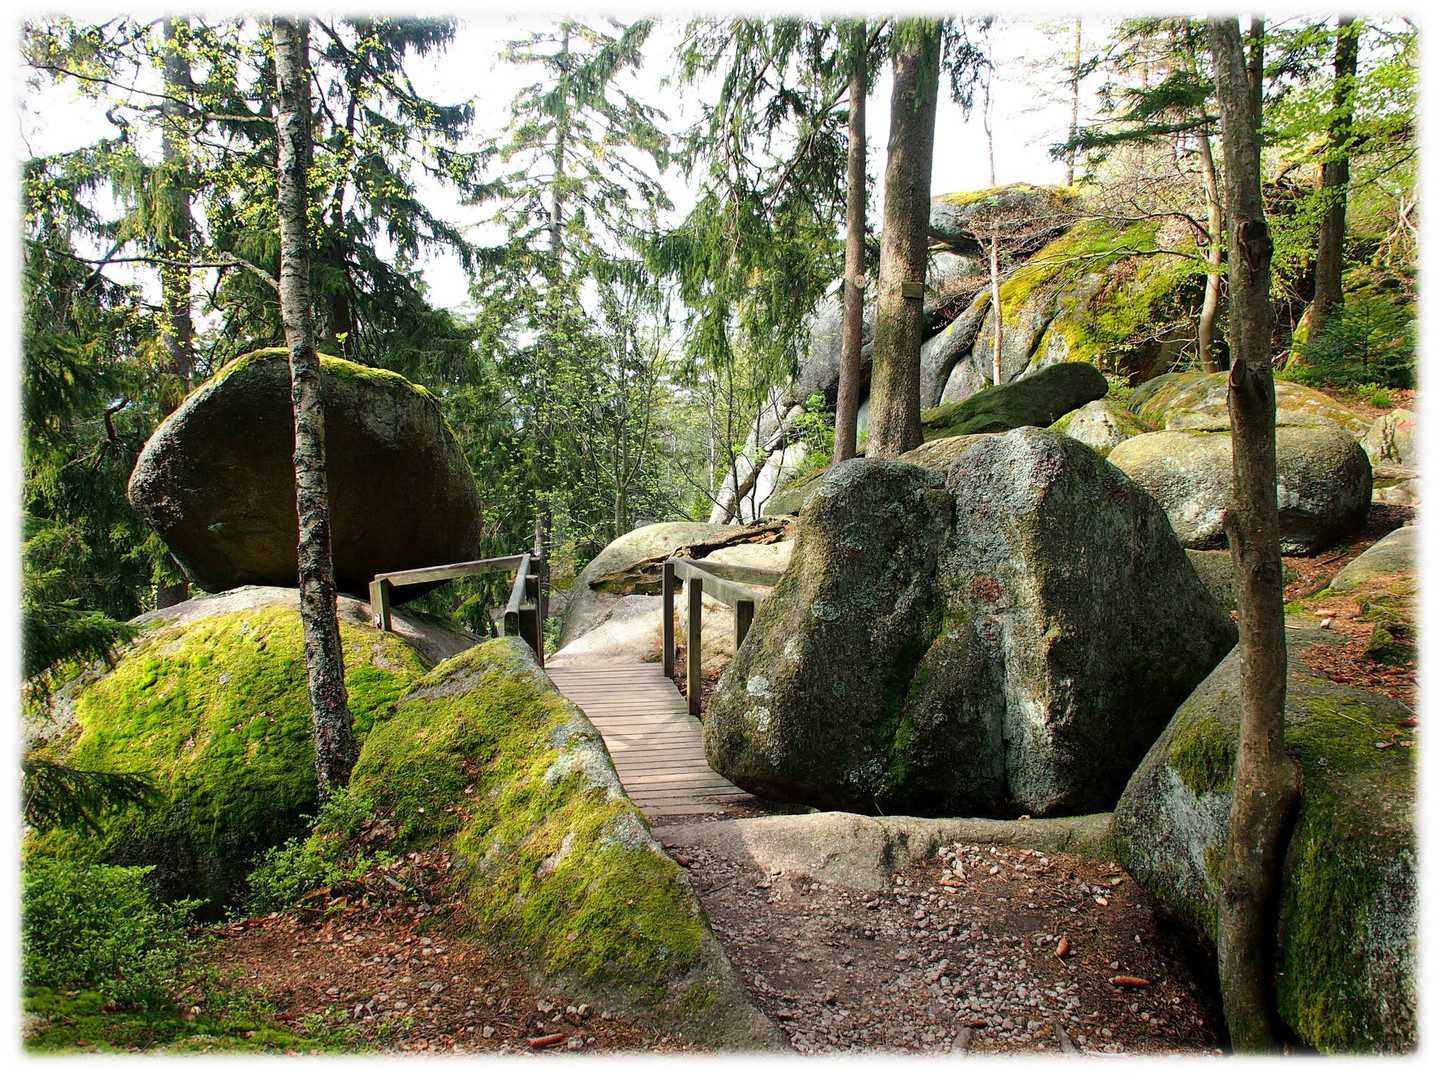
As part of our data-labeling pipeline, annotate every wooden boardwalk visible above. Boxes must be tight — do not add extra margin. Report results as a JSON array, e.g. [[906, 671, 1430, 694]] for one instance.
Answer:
[[547, 663, 755, 819]]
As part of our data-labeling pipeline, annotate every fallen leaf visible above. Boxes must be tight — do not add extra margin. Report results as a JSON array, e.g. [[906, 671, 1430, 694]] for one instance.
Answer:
[[1054, 937, 1071, 959], [1111, 975, 1150, 989]]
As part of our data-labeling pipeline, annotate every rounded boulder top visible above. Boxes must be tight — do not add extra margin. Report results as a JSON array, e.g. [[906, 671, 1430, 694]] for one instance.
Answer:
[[128, 348, 481, 601]]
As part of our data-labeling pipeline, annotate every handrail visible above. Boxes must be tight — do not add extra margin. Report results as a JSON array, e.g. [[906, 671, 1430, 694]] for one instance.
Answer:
[[663, 556, 778, 717], [369, 545, 547, 667]]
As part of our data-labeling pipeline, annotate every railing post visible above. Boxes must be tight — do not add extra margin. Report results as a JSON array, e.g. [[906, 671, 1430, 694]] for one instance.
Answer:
[[524, 571, 543, 665], [686, 575, 703, 718], [662, 560, 676, 678], [735, 597, 754, 650], [369, 577, 392, 632]]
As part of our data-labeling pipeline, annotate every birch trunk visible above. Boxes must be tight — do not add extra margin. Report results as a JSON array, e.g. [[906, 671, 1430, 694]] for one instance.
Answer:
[[273, 15, 358, 805]]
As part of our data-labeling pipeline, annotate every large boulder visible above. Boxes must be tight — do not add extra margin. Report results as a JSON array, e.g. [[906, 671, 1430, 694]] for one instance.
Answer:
[[23, 586, 435, 912], [128, 349, 482, 601], [1330, 524, 1415, 593], [921, 361, 1108, 440], [1050, 398, 1150, 456], [707, 429, 1237, 816], [1107, 424, 1371, 555], [1113, 622, 1416, 1052], [1127, 370, 1372, 438], [350, 637, 784, 1050]]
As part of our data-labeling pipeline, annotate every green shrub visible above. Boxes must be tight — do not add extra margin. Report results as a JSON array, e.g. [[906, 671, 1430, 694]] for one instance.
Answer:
[[1287, 294, 1416, 390], [245, 787, 384, 914], [22, 857, 198, 1005]]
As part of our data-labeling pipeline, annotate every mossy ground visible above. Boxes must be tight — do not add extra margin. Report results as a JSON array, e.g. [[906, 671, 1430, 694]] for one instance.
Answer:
[[350, 639, 708, 1001], [28, 606, 428, 911], [22, 986, 334, 1055]]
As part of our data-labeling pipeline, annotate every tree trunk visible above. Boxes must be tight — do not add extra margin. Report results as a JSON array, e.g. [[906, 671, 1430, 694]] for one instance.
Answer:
[[989, 235, 1004, 385], [273, 15, 358, 806], [1207, 16, 1300, 1054], [867, 19, 940, 459], [1311, 16, 1359, 336], [833, 20, 867, 464], [159, 17, 194, 415], [1066, 20, 1081, 186], [1197, 129, 1224, 372]]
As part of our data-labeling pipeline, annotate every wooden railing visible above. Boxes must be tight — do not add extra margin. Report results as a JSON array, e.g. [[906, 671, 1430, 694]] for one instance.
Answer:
[[370, 547, 548, 667], [663, 557, 782, 717]]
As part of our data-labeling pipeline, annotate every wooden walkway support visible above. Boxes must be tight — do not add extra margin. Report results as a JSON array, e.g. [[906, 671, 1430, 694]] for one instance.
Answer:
[[547, 663, 755, 819], [663, 557, 781, 717]]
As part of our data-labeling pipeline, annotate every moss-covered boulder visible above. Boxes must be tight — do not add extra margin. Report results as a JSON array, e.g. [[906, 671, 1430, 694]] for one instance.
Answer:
[[1112, 622, 1417, 1052], [1050, 398, 1150, 456], [349, 637, 784, 1050], [708, 430, 1237, 816], [25, 588, 431, 912], [1107, 424, 1371, 555], [1126, 370, 1372, 438], [921, 361, 1108, 441], [128, 348, 482, 600]]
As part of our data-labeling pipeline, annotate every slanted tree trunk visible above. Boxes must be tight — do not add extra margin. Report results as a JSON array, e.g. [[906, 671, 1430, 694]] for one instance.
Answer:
[[273, 15, 358, 805], [867, 18, 940, 459], [1197, 129, 1224, 372], [1206, 16, 1301, 1053], [159, 16, 194, 414], [1312, 16, 1360, 336], [834, 19, 867, 464]]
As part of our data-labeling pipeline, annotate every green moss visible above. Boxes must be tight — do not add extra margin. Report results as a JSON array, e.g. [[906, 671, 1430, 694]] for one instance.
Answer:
[[351, 639, 706, 997], [1275, 695, 1416, 1052], [222, 347, 434, 400], [1167, 705, 1236, 796], [933, 183, 1080, 210], [34, 606, 427, 911]]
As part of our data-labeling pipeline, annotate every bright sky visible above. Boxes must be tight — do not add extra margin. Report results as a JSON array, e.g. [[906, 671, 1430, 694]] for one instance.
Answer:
[[15, 7, 1100, 313]]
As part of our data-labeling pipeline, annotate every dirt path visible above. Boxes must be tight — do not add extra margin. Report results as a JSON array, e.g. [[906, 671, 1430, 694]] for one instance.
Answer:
[[661, 832, 1223, 1056]]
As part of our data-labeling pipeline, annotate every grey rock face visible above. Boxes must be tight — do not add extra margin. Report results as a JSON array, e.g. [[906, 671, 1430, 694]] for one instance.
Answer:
[[1362, 408, 1417, 468], [928, 185, 1077, 253], [1330, 524, 1415, 593], [1113, 622, 1416, 1053], [128, 349, 481, 601], [1049, 399, 1149, 456], [707, 429, 1236, 817], [1107, 424, 1371, 554]]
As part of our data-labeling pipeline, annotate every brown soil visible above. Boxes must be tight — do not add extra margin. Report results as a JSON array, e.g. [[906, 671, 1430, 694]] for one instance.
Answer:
[[666, 837, 1223, 1055], [193, 852, 695, 1055]]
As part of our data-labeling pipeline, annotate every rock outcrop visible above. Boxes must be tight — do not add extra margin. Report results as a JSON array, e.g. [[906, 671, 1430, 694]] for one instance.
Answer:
[[1107, 424, 1371, 554], [706, 429, 1237, 817], [128, 349, 482, 600], [1113, 621, 1417, 1052]]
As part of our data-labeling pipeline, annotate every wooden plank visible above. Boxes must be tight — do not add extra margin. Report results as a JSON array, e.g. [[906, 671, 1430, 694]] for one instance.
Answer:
[[375, 554, 524, 589]]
